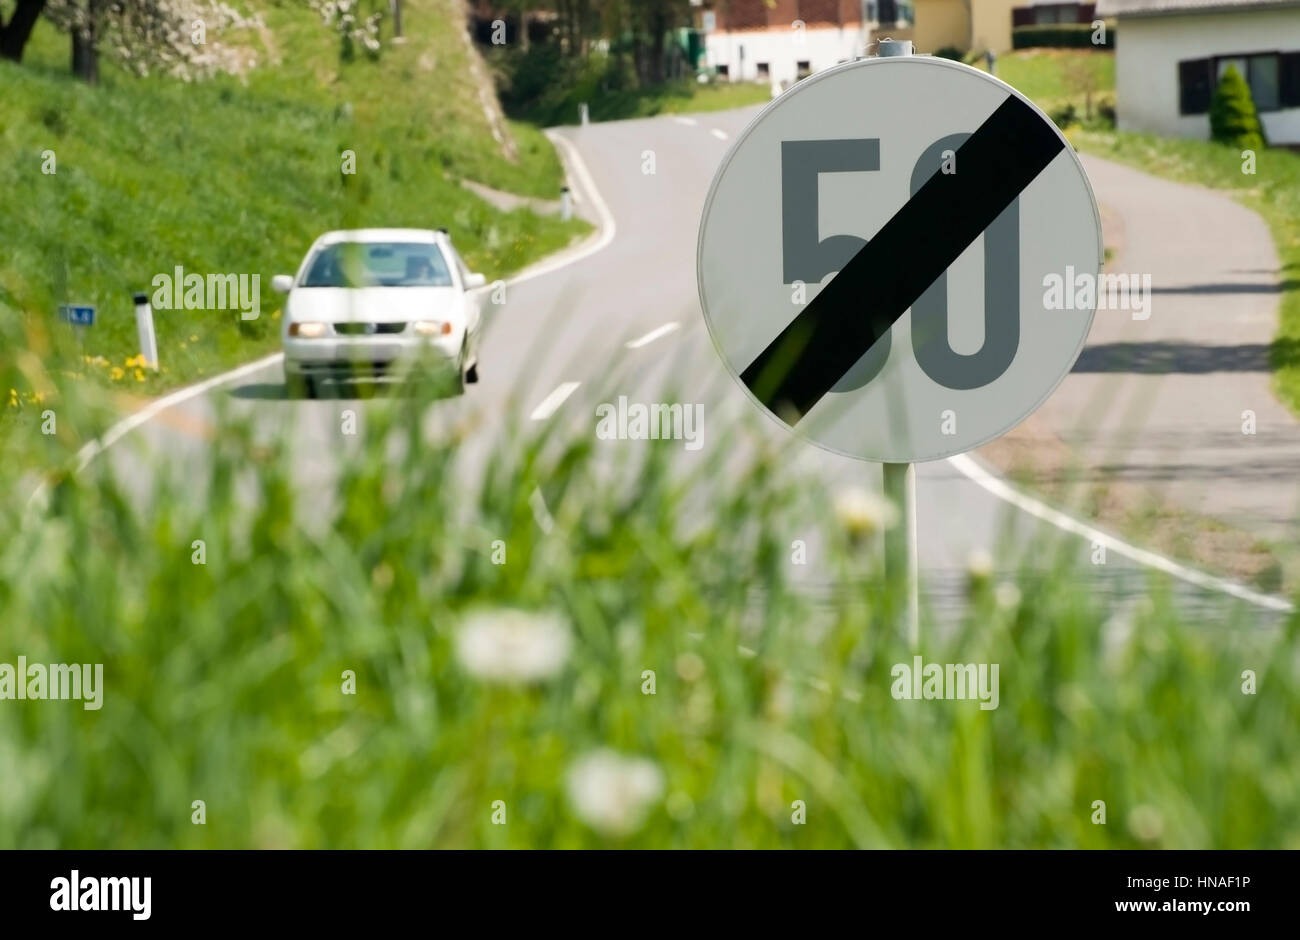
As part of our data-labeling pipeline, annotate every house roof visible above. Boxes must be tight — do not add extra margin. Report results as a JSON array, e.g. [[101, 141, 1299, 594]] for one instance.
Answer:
[[1095, 0, 1300, 16]]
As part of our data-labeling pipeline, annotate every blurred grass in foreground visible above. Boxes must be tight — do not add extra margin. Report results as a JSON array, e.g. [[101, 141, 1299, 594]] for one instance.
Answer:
[[2, 313, 1298, 849]]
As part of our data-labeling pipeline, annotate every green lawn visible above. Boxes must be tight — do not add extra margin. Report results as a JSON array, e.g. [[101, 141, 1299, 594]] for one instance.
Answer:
[[0, 0, 588, 411], [980, 47, 1114, 116]]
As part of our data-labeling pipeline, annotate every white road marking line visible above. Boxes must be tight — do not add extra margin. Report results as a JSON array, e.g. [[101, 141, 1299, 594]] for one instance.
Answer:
[[529, 381, 581, 421], [672, 116, 698, 126], [710, 128, 729, 140], [947, 452, 1293, 613], [24, 351, 286, 514], [625, 321, 681, 349]]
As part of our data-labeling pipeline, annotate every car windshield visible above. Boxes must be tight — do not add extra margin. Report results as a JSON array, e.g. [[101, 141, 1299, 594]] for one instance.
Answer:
[[300, 241, 454, 288]]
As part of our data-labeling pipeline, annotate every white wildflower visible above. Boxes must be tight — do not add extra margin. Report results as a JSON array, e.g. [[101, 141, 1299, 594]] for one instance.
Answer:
[[833, 486, 898, 538], [566, 750, 664, 837], [454, 609, 571, 683]]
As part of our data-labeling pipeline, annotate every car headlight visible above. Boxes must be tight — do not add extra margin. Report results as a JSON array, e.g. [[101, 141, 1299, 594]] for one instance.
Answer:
[[289, 321, 328, 338], [413, 320, 452, 336]]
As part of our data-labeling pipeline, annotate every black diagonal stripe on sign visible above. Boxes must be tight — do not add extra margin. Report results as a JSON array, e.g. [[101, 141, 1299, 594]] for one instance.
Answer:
[[740, 94, 1065, 421]]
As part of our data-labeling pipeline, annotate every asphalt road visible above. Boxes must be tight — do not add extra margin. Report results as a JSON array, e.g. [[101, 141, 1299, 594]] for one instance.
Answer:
[[94, 105, 1288, 626]]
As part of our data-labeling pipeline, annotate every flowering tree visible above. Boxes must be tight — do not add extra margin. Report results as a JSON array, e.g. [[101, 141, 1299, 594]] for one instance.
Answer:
[[308, 0, 385, 62], [40, 0, 262, 83]]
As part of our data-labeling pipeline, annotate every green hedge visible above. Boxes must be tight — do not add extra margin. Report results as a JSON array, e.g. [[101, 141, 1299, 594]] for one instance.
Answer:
[[1012, 23, 1116, 50]]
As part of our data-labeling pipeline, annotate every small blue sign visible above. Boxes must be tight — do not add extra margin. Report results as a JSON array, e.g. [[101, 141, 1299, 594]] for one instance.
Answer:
[[59, 305, 96, 327]]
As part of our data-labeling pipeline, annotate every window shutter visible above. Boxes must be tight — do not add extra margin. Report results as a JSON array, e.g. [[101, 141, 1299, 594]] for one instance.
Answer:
[[1281, 51, 1300, 109], [1179, 58, 1212, 115]]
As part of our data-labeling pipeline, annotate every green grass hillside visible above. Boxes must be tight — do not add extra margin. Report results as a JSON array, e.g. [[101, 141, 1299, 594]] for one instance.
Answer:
[[0, 0, 588, 400]]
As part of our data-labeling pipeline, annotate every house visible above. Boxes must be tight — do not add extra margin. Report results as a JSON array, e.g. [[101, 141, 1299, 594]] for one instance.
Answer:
[[912, 0, 1101, 55], [911, 0, 1019, 54], [1096, 0, 1300, 145], [696, 0, 914, 88]]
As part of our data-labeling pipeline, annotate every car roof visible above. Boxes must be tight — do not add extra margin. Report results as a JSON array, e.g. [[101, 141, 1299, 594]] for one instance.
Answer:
[[313, 228, 448, 246]]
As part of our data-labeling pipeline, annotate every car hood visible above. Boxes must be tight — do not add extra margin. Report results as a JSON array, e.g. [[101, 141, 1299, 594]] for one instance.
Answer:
[[287, 287, 464, 325]]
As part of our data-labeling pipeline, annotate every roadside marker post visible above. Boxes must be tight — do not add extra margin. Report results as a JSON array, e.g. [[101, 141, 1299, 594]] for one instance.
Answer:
[[696, 41, 1103, 647], [58, 304, 95, 353], [561, 185, 572, 221], [133, 292, 159, 371]]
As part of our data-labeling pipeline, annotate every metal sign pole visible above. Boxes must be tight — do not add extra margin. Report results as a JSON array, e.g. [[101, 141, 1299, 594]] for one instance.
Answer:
[[883, 462, 919, 648], [876, 37, 919, 648]]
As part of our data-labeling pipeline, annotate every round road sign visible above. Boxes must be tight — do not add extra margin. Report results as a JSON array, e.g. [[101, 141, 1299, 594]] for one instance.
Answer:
[[696, 55, 1103, 463]]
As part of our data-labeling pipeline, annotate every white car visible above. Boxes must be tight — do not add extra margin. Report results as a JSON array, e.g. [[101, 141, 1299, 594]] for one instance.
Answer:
[[272, 228, 486, 398]]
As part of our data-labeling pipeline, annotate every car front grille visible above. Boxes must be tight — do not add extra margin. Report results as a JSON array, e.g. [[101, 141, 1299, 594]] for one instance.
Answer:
[[333, 322, 407, 336]]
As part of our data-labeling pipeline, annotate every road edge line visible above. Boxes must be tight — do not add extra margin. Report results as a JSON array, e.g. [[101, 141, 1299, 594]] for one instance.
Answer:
[[947, 451, 1293, 613]]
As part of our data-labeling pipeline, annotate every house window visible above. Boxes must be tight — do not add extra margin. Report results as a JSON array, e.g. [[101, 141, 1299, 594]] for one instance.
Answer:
[[717, 64, 729, 78], [1178, 59, 1213, 115], [1283, 53, 1300, 108], [796, 60, 811, 79], [1180, 51, 1300, 115], [1035, 4, 1079, 24], [757, 62, 770, 78], [1249, 56, 1280, 111]]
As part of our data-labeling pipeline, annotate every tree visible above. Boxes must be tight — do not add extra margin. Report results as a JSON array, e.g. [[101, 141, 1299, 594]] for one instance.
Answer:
[[1063, 53, 1101, 121], [0, 0, 47, 62], [1210, 64, 1268, 150], [42, 0, 262, 83]]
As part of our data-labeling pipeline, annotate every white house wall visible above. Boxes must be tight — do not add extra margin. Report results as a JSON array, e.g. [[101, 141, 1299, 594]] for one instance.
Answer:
[[705, 26, 869, 87], [1115, 11, 1300, 144]]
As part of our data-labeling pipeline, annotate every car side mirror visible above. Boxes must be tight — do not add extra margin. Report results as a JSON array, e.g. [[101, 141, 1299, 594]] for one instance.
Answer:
[[271, 274, 293, 294], [465, 272, 487, 289]]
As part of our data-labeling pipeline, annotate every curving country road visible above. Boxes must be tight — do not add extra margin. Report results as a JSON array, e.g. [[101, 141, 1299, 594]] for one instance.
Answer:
[[92, 105, 1289, 624]]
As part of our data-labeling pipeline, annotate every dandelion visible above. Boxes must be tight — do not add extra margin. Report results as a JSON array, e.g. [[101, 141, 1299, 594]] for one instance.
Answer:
[[675, 652, 705, 682], [995, 582, 1022, 611], [110, 367, 125, 382], [967, 549, 994, 582], [833, 486, 898, 538], [566, 750, 664, 836], [453, 608, 571, 683], [1127, 804, 1164, 843], [966, 548, 994, 597]]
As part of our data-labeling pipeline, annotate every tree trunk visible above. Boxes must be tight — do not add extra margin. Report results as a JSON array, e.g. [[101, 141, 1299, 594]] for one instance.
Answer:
[[649, 12, 666, 85], [71, 0, 100, 84], [0, 0, 46, 63]]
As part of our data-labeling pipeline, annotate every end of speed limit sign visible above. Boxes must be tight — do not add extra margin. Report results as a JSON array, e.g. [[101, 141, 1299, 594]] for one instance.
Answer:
[[696, 55, 1103, 463]]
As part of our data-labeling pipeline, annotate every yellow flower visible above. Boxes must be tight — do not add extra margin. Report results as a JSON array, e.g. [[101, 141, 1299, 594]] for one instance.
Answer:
[[134, 368, 146, 382], [189, 335, 199, 343], [110, 367, 124, 381]]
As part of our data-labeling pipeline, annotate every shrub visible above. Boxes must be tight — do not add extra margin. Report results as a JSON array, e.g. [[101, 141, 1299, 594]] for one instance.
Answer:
[[1210, 64, 1268, 150], [1012, 23, 1116, 50], [933, 45, 964, 61], [1049, 102, 1078, 129]]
